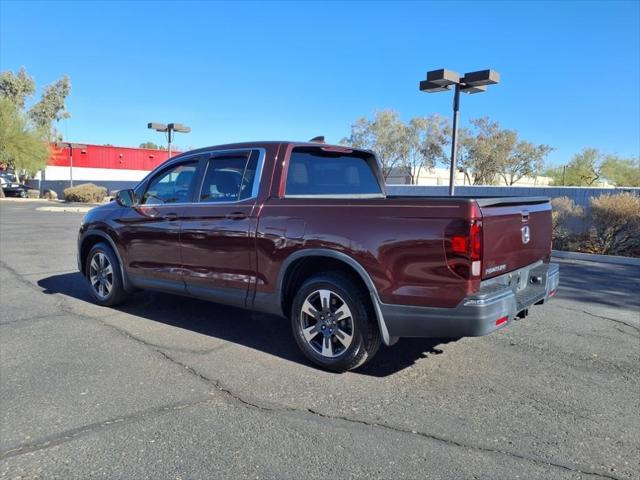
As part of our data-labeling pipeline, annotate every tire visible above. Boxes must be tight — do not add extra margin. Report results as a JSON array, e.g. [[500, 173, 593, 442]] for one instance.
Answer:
[[19, 190, 27, 198], [85, 242, 128, 307], [291, 272, 381, 372]]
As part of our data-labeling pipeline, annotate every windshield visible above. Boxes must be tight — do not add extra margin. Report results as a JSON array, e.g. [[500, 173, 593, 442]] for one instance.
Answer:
[[0, 172, 17, 182]]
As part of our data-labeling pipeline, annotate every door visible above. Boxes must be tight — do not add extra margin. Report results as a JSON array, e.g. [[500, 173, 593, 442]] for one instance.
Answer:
[[117, 159, 202, 289], [180, 150, 262, 308]]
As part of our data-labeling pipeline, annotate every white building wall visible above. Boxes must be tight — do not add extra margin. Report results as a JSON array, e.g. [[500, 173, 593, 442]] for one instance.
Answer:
[[43, 165, 150, 182]]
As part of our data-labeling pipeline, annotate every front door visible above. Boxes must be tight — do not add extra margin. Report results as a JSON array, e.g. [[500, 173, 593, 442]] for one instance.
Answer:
[[117, 159, 201, 290], [180, 150, 261, 308]]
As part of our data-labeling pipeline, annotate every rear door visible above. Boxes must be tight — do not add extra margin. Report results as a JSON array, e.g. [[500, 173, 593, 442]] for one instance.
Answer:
[[180, 149, 263, 308], [479, 199, 552, 279]]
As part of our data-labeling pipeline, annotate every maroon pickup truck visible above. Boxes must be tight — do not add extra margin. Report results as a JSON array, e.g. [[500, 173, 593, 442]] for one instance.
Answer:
[[78, 141, 559, 371]]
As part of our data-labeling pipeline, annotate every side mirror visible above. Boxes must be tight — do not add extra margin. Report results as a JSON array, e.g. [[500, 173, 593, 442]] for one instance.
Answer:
[[115, 189, 136, 207]]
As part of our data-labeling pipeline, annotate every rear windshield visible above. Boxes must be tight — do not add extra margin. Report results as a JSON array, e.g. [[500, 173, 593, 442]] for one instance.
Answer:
[[285, 147, 382, 197]]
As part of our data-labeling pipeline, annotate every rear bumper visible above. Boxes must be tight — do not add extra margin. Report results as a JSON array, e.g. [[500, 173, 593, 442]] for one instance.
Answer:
[[381, 262, 559, 338], [2, 186, 26, 195]]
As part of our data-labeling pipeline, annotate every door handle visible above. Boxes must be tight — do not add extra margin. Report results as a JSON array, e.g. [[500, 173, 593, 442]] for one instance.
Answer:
[[226, 212, 248, 220], [163, 213, 179, 221]]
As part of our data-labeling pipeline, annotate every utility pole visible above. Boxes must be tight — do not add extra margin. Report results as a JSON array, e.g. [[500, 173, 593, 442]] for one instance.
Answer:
[[56, 142, 87, 188]]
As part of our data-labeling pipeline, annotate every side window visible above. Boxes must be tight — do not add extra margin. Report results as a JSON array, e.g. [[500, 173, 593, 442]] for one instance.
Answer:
[[199, 151, 259, 203], [141, 162, 198, 205]]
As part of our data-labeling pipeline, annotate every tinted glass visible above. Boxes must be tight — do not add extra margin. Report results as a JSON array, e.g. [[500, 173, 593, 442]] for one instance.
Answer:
[[285, 148, 382, 196], [239, 151, 259, 200], [199, 151, 259, 203], [142, 162, 198, 205]]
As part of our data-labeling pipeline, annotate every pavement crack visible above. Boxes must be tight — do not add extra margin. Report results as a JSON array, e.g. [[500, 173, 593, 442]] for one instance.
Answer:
[[304, 409, 623, 480], [145, 345, 625, 480], [0, 396, 216, 460], [0, 260, 49, 295], [0, 313, 68, 327], [0, 259, 629, 479], [557, 305, 640, 334]]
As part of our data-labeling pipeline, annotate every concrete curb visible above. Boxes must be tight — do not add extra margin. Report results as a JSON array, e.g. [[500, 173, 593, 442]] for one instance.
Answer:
[[36, 206, 93, 213], [552, 249, 640, 266], [0, 197, 49, 202]]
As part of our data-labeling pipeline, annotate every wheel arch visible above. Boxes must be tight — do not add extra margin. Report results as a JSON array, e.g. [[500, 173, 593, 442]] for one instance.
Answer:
[[277, 249, 396, 346], [79, 230, 133, 292]]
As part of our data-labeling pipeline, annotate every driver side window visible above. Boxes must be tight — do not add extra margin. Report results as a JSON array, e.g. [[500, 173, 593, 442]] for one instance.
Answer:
[[141, 162, 198, 205]]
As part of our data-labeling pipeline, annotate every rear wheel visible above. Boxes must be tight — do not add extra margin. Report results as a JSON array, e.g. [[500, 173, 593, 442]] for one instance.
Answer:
[[85, 242, 128, 306], [291, 273, 381, 372], [19, 190, 27, 198]]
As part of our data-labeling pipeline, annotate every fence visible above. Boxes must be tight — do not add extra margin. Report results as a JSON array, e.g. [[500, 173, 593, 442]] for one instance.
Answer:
[[386, 185, 639, 210], [29, 179, 139, 198]]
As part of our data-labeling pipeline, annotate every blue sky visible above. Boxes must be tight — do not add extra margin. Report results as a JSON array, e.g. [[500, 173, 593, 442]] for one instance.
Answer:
[[1, 0, 638, 165]]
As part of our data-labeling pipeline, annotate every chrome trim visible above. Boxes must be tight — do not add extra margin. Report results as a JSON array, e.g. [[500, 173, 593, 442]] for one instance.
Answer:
[[251, 148, 266, 198], [136, 148, 266, 207]]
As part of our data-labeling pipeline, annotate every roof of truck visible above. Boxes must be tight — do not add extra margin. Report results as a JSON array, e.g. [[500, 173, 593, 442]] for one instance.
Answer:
[[173, 141, 371, 157]]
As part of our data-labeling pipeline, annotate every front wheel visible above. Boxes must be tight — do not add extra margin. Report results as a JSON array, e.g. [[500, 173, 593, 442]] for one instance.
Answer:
[[291, 273, 381, 372], [85, 242, 128, 307], [19, 190, 27, 198]]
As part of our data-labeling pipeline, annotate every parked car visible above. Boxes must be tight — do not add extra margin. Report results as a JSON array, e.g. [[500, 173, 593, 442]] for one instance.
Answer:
[[0, 171, 36, 198], [77, 141, 559, 371]]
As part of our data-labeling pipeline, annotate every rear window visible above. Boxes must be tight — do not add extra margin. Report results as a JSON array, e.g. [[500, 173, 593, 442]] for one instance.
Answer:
[[285, 148, 382, 197]]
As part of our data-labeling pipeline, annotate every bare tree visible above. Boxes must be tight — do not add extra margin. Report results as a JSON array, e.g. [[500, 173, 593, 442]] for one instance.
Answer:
[[341, 110, 409, 180], [500, 141, 553, 185], [456, 118, 514, 185], [406, 115, 450, 185]]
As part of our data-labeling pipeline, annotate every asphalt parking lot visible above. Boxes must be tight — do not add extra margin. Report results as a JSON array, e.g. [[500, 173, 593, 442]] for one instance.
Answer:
[[1, 200, 638, 479]]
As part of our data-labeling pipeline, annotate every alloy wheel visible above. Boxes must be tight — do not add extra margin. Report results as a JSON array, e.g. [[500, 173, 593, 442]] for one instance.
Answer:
[[299, 289, 354, 358], [89, 252, 113, 299]]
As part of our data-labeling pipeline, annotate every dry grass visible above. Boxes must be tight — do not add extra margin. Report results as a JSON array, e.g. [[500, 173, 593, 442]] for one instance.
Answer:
[[551, 196, 584, 250], [587, 193, 640, 256]]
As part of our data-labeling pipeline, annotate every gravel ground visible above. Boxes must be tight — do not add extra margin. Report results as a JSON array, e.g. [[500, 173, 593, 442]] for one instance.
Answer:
[[1, 199, 638, 479]]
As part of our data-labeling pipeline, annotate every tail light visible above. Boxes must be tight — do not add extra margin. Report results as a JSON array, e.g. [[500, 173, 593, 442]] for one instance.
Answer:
[[445, 218, 483, 279]]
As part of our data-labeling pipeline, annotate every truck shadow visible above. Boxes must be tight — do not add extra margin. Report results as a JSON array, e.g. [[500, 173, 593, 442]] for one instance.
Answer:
[[37, 272, 454, 377]]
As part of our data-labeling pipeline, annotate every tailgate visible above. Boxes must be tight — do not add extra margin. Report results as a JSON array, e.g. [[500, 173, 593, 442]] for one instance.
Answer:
[[478, 197, 552, 279]]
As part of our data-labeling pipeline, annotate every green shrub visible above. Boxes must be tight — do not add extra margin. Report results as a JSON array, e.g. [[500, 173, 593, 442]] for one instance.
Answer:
[[587, 193, 640, 256], [63, 183, 107, 203]]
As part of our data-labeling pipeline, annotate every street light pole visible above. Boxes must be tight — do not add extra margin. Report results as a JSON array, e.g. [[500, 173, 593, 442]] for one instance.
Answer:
[[147, 122, 190, 158], [448, 84, 461, 196], [419, 68, 500, 196]]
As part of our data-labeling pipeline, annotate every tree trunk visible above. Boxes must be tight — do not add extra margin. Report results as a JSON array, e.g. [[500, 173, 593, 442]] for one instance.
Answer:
[[412, 165, 423, 185]]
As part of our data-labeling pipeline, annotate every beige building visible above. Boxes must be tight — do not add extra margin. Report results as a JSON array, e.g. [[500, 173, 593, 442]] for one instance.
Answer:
[[385, 166, 614, 187]]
